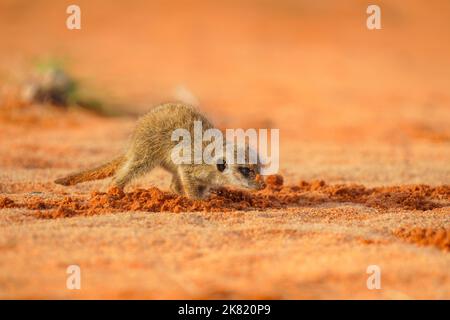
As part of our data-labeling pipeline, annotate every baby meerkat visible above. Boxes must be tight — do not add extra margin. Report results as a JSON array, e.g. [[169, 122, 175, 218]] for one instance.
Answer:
[[55, 103, 264, 199]]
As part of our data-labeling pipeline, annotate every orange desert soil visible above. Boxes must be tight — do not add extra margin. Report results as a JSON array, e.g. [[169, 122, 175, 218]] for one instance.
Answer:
[[2, 176, 448, 253], [1, 0, 450, 299], [1, 177, 448, 218], [393, 227, 450, 252]]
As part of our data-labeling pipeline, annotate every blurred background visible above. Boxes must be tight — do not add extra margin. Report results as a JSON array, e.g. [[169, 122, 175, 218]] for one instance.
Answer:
[[0, 0, 449, 185], [1, 0, 449, 134]]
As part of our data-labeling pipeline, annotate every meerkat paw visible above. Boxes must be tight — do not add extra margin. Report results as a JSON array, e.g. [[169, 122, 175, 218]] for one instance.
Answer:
[[195, 185, 210, 200], [183, 184, 210, 200], [170, 182, 184, 195]]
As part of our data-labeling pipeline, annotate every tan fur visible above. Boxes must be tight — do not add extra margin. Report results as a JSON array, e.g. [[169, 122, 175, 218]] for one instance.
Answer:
[[55, 103, 263, 199], [54, 156, 125, 186]]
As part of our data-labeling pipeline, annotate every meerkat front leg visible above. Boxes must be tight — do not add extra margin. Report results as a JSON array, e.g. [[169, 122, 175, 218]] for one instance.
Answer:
[[183, 181, 209, 199], [178, 167, 208, 199], [170, 174, 184, 195]]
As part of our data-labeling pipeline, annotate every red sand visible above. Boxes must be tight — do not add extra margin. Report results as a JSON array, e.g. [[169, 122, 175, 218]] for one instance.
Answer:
[[2, 177, 447, 219], [30, 181, 450, 216], [2, 176, 448, 254], [393, 227, 450, 252], [0, 0, 449, 299]]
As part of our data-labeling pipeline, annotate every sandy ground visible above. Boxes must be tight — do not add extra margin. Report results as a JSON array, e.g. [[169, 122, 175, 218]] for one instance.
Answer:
[[0, 0, 449, 299]]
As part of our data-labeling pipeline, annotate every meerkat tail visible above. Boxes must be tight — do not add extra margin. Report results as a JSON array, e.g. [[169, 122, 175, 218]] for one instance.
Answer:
[[54, 156, 125, 186]]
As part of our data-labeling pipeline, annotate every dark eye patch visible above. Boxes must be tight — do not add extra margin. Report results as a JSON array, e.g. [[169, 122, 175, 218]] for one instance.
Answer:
[[217, 160, 226, 172], [238, 167, 251, 177]]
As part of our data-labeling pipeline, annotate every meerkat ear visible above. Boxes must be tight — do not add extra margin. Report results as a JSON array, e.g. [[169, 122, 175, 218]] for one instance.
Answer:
[[216, 158, 227, 172]]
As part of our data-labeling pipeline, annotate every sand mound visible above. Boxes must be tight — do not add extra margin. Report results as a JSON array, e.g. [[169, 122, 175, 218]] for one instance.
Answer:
[[3, 175, 448, 219], [0, 196, 16, 208], [394, 227, 450, 251]]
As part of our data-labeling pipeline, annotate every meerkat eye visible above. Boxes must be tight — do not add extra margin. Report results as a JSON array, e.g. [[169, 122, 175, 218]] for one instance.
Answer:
[[216, 159, 226, 172], [238, 167, 251, 177]]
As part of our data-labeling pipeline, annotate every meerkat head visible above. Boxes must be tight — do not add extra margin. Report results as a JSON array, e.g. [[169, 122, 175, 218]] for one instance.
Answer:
[[216, 160, 263, 190], [213, 144, 265, 190]]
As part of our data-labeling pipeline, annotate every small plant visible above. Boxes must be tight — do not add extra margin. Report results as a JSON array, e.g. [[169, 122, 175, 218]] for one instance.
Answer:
[[21, 57, 121, 116]]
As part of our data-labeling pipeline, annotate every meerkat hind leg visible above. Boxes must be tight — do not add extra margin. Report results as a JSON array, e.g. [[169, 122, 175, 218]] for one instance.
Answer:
[[113, 158, 155, 190]]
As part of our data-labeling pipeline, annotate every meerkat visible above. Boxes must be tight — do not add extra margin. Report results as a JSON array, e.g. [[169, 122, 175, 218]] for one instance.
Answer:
[[55, 103, 264, 199]]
